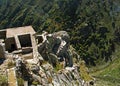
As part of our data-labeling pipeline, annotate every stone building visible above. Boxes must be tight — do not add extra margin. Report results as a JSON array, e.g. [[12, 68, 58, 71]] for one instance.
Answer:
[[0, 26, 36, 59]]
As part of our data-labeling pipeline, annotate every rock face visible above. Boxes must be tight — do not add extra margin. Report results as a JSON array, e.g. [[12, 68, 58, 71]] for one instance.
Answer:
[[37, 31, 73, 67], [15, 57, 32, 81], [16, 59, 84, 86]]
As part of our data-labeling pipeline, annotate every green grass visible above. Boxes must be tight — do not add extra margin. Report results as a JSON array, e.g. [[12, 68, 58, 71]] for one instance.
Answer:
[[54, 62, 64, 72], [79, 61, 93, 81], [7, 61, 15, 69], [17, 77, 24, 86], [90, 46, 120, 86], [0, 75, 8, 86], [32, 81, 39, 85], [94, 57, 120, 86]]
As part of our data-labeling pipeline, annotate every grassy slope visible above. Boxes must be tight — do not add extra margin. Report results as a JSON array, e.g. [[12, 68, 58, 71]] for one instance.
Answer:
[[90, 45, 120, 86]]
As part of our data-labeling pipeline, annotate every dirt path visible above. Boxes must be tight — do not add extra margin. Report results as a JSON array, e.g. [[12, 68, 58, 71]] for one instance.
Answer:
[[7, 68, 17, 86]]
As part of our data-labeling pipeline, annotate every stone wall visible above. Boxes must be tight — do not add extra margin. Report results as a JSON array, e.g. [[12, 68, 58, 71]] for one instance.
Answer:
[[5, 37, 17, 52], [0, 43, 5, 58], [0, 30, 6, 39]]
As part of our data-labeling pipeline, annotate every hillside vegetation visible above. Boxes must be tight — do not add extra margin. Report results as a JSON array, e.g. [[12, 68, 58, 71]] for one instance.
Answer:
[[0, 0, 120, 66], [91, 45, 120, 86]]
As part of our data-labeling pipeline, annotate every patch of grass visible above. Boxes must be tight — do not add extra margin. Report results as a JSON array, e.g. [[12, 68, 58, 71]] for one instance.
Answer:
[[0, 75, 8, 86], [95, 57, 120, 86], [47, 77, 52, 83], [99, 60, 120, 78], [32, 80, 39, 85], [17, 77, 24, 86], [91, 46, 120, 86], [41, 61, 48, 65], [95, 75, 120, 86], [54, 62, 64, 72], [7, 61, 15, 69], [79, 61, 93, 81]]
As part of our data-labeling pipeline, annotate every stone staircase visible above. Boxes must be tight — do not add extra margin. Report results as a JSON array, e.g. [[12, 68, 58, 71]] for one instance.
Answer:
[[7, 67, 18, 86]]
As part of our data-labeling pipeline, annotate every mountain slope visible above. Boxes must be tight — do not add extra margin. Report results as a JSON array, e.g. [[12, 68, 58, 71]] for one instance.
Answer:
[[95, 59, 120, 86], [0, 0, 120, 66], [91, 46, 120, 86]]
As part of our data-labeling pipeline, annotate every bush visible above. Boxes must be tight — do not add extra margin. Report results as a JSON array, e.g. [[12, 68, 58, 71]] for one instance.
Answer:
[[54, 62, 64, 72], [7, 61, 15, 69], [17, 78, 24, 86], [0, 75, 8, 86], [32, 80, 39, 85]]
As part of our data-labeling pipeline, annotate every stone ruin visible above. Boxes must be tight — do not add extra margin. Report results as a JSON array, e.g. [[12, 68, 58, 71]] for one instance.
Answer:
[[0, 26, 36, 59], [0, 26, 94, 86], [0, 26, 75, 67]]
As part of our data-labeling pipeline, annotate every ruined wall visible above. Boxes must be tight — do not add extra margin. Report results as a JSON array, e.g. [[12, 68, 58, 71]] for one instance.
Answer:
[[36, 36, 43, 44], [18, 34, 32, 47], [0, 43, 5, 58], [5, 37, 17, 52], [0, 30, 6, 39]]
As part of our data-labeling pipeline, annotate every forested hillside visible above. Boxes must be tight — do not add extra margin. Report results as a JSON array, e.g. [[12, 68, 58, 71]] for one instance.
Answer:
[[0, 0, 120, 66]]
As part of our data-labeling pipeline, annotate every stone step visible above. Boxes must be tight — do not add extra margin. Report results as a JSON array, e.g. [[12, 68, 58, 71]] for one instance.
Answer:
[[7, 67, 18, 86]]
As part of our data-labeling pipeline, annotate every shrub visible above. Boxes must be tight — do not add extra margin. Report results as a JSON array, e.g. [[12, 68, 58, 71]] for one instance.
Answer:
[[32, 80, 39, 85], [7, 61, 15, 69], [17, 77, 24, 86], [0, 75, 8, 86]]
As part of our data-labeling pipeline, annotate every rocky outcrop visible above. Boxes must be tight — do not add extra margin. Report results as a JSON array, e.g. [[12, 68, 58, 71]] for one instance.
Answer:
[[15, 58, 88, 86], [37, 31, 74, 67], [12, 31, 94, 86], [14, 58, 95, 86], [0, 30, 94, 86]]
